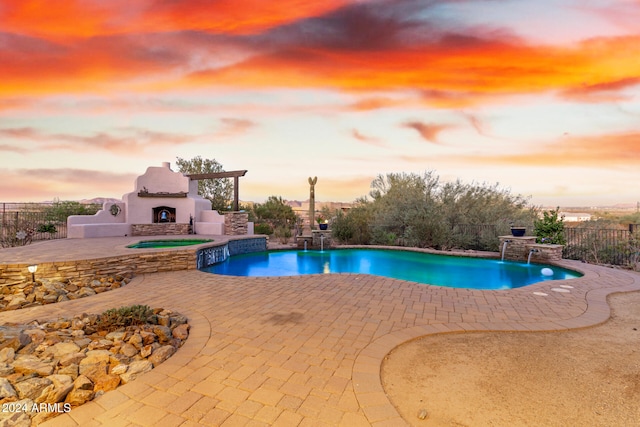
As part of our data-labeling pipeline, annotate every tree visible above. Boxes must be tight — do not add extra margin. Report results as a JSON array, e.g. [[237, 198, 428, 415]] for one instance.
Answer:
[[333, 170, 536, 250], [331, 198, 373, 244], [175, 156, 233, 211], [252, 196, 296, 229], [534, 207, 566, 245]]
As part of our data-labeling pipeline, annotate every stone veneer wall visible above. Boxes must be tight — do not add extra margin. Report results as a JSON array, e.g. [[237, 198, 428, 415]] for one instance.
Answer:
[[498, 236, 564, 262], [0, 251, 196, 285], [224, 212, 248, 235], [0, 237, 268, 285], [498, 236, 536, 261], [131, 223, 191, 236]]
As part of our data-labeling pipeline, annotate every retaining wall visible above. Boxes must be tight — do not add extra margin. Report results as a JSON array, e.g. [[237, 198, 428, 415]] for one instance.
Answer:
[[0, 237, 267, 285]]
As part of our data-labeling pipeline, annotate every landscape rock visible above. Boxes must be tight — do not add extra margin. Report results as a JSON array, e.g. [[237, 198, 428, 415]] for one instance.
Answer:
[[0, 275, 131, 314], [148, 345, 176, 367], [42, 342, 81, 359], [0, 377, 17, 398], [38, 374, 74, 403], [13, 355, 55, 376], [119, 343, 139, 358], [14, 377, 52, 400], [119, 360, 153, 384], [0, 307, 188, 425], [172, 323, 190, 340], [0, 347, 15, 364], [152, 325, 172, 343]]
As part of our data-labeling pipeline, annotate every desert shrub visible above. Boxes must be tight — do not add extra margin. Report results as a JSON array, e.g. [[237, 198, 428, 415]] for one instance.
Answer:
[[331, 201, 372, 244], [97, 305, 153, 330], [274, 225, 292, 243], [254, 222, 274, 235], [534, 207, 566, 245], [37, 222, 57, 234]]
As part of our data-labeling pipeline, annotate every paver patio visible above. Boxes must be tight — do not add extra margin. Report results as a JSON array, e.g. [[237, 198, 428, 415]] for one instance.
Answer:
[[1, 237, 639, 426]]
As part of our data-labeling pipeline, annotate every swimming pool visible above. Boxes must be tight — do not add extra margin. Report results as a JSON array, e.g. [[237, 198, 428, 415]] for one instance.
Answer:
[[127, 239, 213, 249], [202, 248, 582, 290]]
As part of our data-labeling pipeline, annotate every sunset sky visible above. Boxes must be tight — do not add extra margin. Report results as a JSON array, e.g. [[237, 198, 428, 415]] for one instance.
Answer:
[[1, 0, 639, 207]]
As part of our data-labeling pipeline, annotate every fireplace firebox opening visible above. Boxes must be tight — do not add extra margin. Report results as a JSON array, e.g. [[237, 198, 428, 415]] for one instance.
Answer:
[[153, 206, 176, 223]]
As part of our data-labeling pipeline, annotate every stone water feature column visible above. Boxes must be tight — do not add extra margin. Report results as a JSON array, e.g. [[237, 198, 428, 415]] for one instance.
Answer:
[[498, 236, 536, 261], [498, 236, 564, 262], [224, 212, 248, 235]]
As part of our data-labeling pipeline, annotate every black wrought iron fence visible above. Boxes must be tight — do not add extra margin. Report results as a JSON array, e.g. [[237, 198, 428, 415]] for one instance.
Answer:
[[0, 202, 101, 247], [1, 210, 67, 246], [563, 224, 639, 266], [450, 224, 502, 251]]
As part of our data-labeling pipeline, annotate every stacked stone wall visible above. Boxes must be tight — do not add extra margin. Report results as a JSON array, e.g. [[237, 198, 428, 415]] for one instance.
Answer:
[[131, 223, 191, 236], [224, 212, 248, 235], [1, 237, 268, 285], [0, 251, 196, 285], [498, 236, 564, 262]]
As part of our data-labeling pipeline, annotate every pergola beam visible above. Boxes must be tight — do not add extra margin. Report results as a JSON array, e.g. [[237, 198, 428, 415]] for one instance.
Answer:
[[186, 170, 247, 180], [186, 170, 248, 211]]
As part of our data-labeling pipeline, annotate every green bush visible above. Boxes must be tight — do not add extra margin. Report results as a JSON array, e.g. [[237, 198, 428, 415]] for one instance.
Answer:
[[37, 223, 57, 234], [254, 222, 274, 235], [97, 305, 153, 330], [330, 202, 372, 244], [274, 225, 292, 243], [534, 207, 566, 245]]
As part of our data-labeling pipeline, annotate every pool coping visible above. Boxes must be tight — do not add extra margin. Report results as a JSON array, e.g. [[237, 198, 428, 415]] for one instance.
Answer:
[[1, 237, 639, 426]]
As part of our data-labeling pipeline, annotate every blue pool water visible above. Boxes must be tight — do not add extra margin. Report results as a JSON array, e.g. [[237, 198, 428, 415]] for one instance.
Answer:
[[201, 248, 582, 290]]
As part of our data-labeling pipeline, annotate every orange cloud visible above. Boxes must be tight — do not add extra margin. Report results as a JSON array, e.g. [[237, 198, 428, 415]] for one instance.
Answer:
[[0, 127, 195, 154], [0, 0, 351, 38], [470, 132, 640, 167], [560, 77, 640, 102], [351, 129, 385, 147], [217, 118, 257, 137], [401, 121, 451, 144], [348, 97, 402, 111], [2, 0, 640, 107]]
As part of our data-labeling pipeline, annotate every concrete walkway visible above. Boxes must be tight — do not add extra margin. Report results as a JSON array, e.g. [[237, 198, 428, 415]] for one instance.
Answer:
[[1, 238, 639, 426]]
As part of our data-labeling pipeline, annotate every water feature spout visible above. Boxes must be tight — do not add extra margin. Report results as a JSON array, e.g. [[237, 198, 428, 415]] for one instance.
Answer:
[[304, 240, 307, 251], [527, 248, 539, 264], [320, 234, 324, 252], [501, 240, 511, 262]]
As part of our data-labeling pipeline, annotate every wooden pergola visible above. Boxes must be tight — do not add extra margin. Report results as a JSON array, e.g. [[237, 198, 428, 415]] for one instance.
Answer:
[[186, 170, 247, 211]]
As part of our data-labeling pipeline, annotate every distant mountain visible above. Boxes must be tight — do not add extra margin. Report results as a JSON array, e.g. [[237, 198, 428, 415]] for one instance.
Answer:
[[79, 197, 121, 205]]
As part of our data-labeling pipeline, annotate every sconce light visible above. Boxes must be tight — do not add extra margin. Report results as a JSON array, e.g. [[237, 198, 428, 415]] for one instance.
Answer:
[[27, 264, 38, 282]]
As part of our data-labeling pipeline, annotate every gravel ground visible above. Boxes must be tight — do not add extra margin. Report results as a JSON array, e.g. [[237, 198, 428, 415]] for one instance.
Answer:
[[382, 291, 640, 427]]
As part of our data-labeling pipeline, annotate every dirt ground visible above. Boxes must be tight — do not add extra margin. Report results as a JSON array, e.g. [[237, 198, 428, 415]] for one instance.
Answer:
[[381, 291, 640, 427]]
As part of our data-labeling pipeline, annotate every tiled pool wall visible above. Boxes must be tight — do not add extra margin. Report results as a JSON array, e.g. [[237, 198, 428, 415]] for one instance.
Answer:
[[196, 237, 267, 269]]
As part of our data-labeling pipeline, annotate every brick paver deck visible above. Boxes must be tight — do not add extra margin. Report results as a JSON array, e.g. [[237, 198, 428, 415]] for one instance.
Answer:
[[1, 237, 639, 426]]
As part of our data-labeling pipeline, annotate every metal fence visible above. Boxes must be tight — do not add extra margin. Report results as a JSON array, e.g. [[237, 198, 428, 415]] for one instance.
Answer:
[[563, 224, 639, 266], [450, 224, 502, 251], [450, 223, 639, 267], [0, 202, 101, 247]]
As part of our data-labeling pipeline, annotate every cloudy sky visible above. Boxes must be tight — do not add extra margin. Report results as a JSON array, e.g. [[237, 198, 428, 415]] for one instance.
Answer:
[[1, 0, 639, 207]]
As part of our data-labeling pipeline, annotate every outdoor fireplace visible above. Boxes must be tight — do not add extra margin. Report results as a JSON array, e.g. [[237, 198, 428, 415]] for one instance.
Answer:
[[67, 162, 253, 237], [153, 206, 176, 223]]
